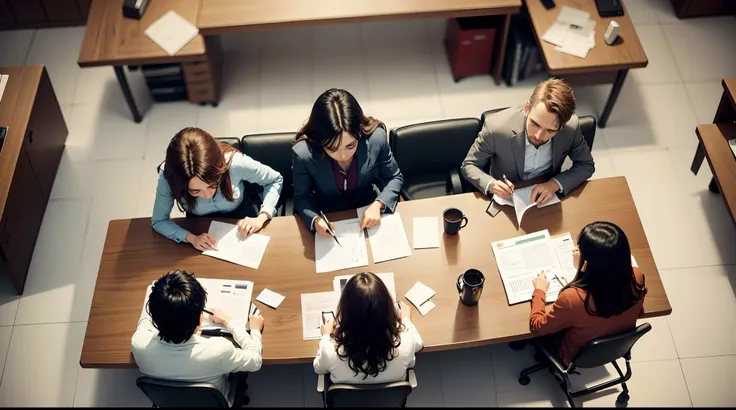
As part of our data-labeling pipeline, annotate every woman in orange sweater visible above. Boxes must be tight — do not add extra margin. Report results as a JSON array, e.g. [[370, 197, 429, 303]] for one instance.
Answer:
[[529, 221, 647, 365]]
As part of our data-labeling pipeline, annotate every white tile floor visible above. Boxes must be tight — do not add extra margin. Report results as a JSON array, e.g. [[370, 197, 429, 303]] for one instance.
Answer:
[[0, 1, 735, 406]]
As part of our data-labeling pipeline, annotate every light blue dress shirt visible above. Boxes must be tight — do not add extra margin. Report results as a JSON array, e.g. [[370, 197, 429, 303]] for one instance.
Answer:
[[523, 133, 563, 193], [152, 152, 283, 243]]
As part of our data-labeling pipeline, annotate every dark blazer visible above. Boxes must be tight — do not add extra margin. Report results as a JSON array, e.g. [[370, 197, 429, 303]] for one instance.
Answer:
[[461, 106, 595, 194], [292, 126, 403, 229]]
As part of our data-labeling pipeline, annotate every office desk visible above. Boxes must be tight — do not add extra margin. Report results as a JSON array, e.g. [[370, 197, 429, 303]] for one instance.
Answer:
[[526, 0, 648, 128], [0, 66, 68, 294], [80, 176, 670, 368], [78, 0, 222, 122]]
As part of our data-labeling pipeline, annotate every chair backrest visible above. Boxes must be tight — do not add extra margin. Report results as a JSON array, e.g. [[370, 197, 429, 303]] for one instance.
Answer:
[[389, 118, 480, 177], [326, 379, 413, 407], [240, 132, 296, 202], [570, 322, 652, 369], [136, 376, 230, 408], [480, 107, 509, 125], [578, 115, 596, 151]]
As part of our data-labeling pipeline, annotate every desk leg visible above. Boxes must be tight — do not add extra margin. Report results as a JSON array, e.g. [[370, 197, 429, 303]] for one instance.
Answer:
[[599, 69, 628, 128], [113, 66, 143, 123], [691, 141, 705, 174]]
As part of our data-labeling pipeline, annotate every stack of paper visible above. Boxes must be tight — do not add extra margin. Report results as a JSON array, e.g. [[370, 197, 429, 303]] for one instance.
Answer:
[[541, 6, 597, 59], [405, 282, 436, 316], [315, 218, 369, 273], [301, 292, 339, 340], [144, 10, 199, 56], [494, 184, 561, 227], [357, 206, 412, 262], [202, 221, 270, 269], [333, 272, 397, 300], [491, 230, 566, 305], [0, 74, 8, 105]]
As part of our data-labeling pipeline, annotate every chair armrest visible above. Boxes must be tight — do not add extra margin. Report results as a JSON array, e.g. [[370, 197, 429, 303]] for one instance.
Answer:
[[408, 369, 418, 388], [400, 188, 414, 201], [317, 374, 325, 393], [534, 339, 568, 375], [449, 169, 463, 195]]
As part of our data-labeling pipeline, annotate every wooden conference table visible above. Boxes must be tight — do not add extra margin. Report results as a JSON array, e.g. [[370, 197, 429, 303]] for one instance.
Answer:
[[80, 176, 671, 368]]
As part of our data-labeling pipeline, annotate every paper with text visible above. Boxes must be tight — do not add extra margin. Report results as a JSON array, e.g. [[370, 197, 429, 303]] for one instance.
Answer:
[[256, 288, 285, 309], [413, 217, 440, 249], [366, 213, 412, 263], [492, 230, 565, 305], [552, 232, 577, 281], [301, 292, 339, 340], [202, 221, 270, 269], [315, 218, 369, 273], [333, 272, 397, 300], [144, 10, 199, 56], [494, 185, 561, 227]]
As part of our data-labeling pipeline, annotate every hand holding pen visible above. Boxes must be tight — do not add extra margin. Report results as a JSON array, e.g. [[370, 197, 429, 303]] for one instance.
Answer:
[[490, 174, 515, 199], [317, 211, 341, 247]]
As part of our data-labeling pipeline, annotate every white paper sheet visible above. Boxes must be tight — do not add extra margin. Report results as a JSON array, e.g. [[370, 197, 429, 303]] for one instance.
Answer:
[[557, 6, 590, 27], [333, 272, 397, 300], [256, 288, 285, 309], [492, 230, 565, 305], [315, 218, 369, 273], [555, 34, 594, 59], [202, 221, 270, 269], [416, 300, 436, 316], [144, 10, 199, 56], [494, 185, 561, 227], [730, 140, 736, 158], [0, 74, 9, 105], [552, 232, 577, 281], [405, 282, 436, 308], [367, 213, 412, 263], [301, 292, 339, 340], [413, 217, 440, 249], [541, 21, 573, 47]]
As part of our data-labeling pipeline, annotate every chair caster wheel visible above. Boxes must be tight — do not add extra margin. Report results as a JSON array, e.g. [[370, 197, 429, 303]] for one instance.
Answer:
[[518, 375, 531, 386], [509, 340, 527, 350], [211, 102, 219, 108], [617, 392, 629, 404]]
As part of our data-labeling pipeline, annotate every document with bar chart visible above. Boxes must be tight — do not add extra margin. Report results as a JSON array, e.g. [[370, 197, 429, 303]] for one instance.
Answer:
[[491, 229, 565, 305]]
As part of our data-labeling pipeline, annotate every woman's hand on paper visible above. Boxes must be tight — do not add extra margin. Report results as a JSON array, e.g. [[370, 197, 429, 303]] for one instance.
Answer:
[[532, 270, 550, 292], [187, 233, 218, 251], [237, 213, 269, 238]]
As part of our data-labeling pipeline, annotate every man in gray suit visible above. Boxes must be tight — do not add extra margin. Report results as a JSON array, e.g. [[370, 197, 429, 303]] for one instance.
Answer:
[[461, 78, 594, 204]]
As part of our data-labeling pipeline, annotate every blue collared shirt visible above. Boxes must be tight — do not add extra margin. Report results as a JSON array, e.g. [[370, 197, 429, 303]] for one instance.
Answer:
[[152, 152, 283, 243]]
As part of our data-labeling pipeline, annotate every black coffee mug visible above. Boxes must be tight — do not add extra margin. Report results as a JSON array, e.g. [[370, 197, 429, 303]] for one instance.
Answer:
[[443, 208, 468, 235], [456, 269, 485, 306]]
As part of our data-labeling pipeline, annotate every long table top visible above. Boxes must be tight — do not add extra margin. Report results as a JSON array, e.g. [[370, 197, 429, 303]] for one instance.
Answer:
[[198, 0, 522, 35], [80, 176, 671, 368], [526, 0, 648, 75]]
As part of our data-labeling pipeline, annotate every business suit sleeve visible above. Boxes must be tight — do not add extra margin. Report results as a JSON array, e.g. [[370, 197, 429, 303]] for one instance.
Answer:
[[461, 121, 496, 194], [552, 123, 595, 193], [292, 147, 320, 229], [374, 130, 403, 213], [151, 171, 191, 243]]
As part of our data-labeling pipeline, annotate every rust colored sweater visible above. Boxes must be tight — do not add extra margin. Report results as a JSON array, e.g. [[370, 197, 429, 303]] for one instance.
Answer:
[[529, 268, 645, 365]]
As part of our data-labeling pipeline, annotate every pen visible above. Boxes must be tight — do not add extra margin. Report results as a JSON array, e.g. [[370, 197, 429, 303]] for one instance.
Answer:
[[502, 174, 514, 193], [553, 273, 566, 288], [203, 308, 213, 315], [319, 211, 342, 247]]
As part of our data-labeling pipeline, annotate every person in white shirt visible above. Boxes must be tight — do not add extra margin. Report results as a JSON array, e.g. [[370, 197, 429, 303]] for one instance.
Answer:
[[313, 272, 424, 384], [131, 270, 264, 406]]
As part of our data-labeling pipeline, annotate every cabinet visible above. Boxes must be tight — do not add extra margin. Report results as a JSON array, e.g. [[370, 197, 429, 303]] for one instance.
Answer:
[[0, 66, 68, 294], [0, 0, 90, 29]]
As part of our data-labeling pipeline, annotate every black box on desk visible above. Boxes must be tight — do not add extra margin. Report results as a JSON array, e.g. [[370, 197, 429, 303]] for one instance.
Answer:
[[123, 0, 150, 19]]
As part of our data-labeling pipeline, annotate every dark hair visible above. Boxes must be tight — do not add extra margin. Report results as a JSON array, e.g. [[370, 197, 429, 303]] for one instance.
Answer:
[[147, 269, 208, 344], [163, 127, 239, 212], [563, 222, 647, 318], [294, 88, 382, 151], [334, 272, 403, 379]]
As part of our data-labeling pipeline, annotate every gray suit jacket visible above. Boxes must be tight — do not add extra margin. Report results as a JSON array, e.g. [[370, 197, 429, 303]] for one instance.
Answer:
[[461, 106, 594, 195], [292, 126, 403, 229]]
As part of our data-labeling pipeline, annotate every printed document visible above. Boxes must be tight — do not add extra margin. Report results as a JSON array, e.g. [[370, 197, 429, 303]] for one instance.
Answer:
[[492, 230, 565, 305], [333, 272, 397, 300], [494, 184, 561, 227], [541, 6, 597, 59], [144, 11, 199, 56], [301, 292, 339, 340], [202, 221, 270, 269], [552, 232, 578, 281], [356, 206, 412, 262], [413, 217, 440, 249], [315, 218, 369, 273]]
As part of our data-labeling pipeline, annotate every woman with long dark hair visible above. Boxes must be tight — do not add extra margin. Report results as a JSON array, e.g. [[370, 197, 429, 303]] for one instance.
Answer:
[[292, 88, 403, 236], [152, 127, 283, 250], [529, 221, 647, 364], [313, 272, 423, 383]]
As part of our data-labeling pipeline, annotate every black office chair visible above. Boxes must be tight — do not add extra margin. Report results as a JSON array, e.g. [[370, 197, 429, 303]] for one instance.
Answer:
[[518, 323, 652, 408], [578, 115, 596, 151], [389, 118, 481, 200], [316, 369, 418, 408], [241, 132, 296, 217], [136, 374, 249, 408]]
